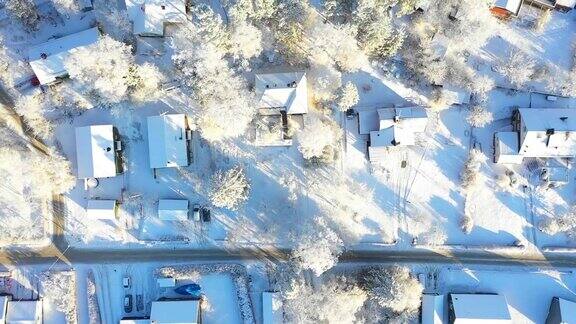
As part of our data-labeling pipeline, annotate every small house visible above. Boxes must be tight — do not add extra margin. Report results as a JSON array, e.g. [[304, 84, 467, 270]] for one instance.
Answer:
[[86, 200, 117, 220], [6, 300, 42, 324], [127, 0, 187, 37], [546, 297, 576, 324], [28, 27, 100, 85], [262, 292, 283, 324], [157, 277, 176, 288], [158, 199, 188, 221], [526, 0, 576, 11], [490, 0, 523, 18], [494, 132, 523, 164], [147, 114, 190, 169], [75, 125, 122, 179], [150, 300, 201, 324], [448, 294, 512, 323], [441, 85, 471, 106], [255, 71, 308, 115], [421, 294, 445, 324]]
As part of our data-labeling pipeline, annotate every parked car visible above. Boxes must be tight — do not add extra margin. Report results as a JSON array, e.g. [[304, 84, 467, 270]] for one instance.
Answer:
[[124, 294, 133, 313], [192, 204, 201, 222], [136, 294, 143, 312], [122, 276, 131, 289], [201, 207, 211, 222]]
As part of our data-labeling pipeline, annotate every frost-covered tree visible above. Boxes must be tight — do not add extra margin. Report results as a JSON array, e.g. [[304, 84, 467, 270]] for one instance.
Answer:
[[353, 0, 405, 58], [297, 116, 339, 164], [292, 217, 343, 276], [228, 20, 263, 60], [209, 166, 250, 210], [93, 5, 133, 43], [126, 62, 164, 103], [13, 94, 53, 140], [460, 149, 484, 190], [360, 266, 423, 319], [52, 0, 81, 17], [499, 50, 536, 88], [336, 82, 359, 112], [460, 208, 474, 234], [466, 105, 493, 128], [5, 0, 40, 30], [539, 208, 576, 238]]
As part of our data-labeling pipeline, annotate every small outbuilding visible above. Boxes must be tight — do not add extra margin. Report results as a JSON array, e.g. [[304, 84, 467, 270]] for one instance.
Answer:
[[75, 125, 122, 179], [448, 294, 512, 324], [262, 292, 283, 324], [546, 297, 576, 324], [158, 199, 189, 221], [150, 300, 201, 324], [157, 277, 176, 288], [28, 27, 100, 85], [6, 300, 42, 324], [494, 132, 523, 164], [421, 294, 445, 324], [490, 0, 523, 18], [127, 0, 187, 37], [147, 114, 190, 169], [86, 200, 118, 220], [255, 71, 308, 115]]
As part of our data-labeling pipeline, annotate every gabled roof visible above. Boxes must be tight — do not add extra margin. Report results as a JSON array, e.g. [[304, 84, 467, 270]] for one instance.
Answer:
[[495, 132, 519, 155], [128, 0, 187, 36], [255, 72, 308, 114], [450, 294, 512, 323], [377, 107, 428, 132], [147, 114, 189, 169], [150, 300, 200, 324], [75, 125, 117, 179], [493, 0, 523, 14], [6, 300, 42, 324], [28, 27, 99, 85], [86, 200, 117, 220], [519, 108, 576, 132], [158, 199, 188, 221], [422, 294, 444, 324]]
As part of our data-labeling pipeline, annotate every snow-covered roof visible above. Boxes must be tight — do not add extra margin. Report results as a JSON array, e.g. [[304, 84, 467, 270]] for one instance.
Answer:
[[262, 292, 283, 324], [0, 296, 9, 323], [158, 199, 189, 221], [28, 27, 99, 85], [157, 277, 176, 288], [255, 72, 308, 115], [75, 125, 118, 179], [556, 0, 576, 8], [495, 132, 519, 155], [147, 114, 189, 169], [127, 0, 187, 36], [86, 200, 117, 220], [493, 0, 523, 14], [518, 109, 576, 158], [422, 294, 444, 324], [450, 294, 512, 323], [150, 300, 200, 324], [6, 300, 42, 324], [442, 85, 471, 105], [557, 297, 576, 322], [377, 107, 428, 132], [520, 108, 576, 132]]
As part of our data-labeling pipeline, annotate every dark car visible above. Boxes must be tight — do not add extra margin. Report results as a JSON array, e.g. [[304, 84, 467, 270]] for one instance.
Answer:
[[201, 207, 211, 222], [124, 294, 133, 313]]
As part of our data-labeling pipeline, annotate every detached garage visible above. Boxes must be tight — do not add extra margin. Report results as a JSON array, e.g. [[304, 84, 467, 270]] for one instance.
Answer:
[[86, 200, 117, 220], [75, 125, 122, 179], [158, 199, 189, 221]]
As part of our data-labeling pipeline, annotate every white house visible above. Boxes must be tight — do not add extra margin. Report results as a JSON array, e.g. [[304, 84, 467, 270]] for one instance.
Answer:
[[86, 200, 117, 220], [359, 107, 428, 163], [75, 125, 121, 179], [255, 72, 308, 115], [158, 199, 188, 221], [6, 300, 42, 324], [28, 27, 100, 85], [262, 292, 283, 324], [0, 295, 9, 324], [421, 294, 445, 324], [150, 300, 201, 324], [546, 297, 576, 324], [127, 0, 187, 37], [448, 294, 512, 324], [147, 114, 190, 169]]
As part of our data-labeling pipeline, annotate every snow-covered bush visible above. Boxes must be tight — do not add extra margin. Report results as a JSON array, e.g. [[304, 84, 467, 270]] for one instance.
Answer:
[[460, 149, 484, 190], [5, 0, 40, 30], [499, 50, 536, 88], [336, 82, 359, 112], [466, 106, 493, 128], [360, 266, 423, 318], [292, 217, 343, 276], [297, 116, 339, 164], [539, 209, 576, 238], [209, 166, 250, 210], [52, 0, 81, 16]]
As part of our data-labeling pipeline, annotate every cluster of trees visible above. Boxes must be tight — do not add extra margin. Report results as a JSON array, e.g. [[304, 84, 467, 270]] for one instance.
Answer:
[[5, 0, 40, 30], [296, 116, 340, 165]]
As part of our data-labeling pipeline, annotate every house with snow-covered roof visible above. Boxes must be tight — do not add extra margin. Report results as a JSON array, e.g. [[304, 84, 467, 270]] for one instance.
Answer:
[[255, 71, 308, 115], [150, 299, 201, 324], [526, 0, 576, 11], [358, 107, 428, 163], [158, 199, 188, 221], [448, 294, 512, 323], [127, 0, 187, 37], [28, 27, 100, 85], [6, 299, 42, 324], [490, 0, 524, 18], [147, 114, 190, 169], [86, 200, 118, 220], [546, 297, 576, 324], [75, 125, 122, 179]]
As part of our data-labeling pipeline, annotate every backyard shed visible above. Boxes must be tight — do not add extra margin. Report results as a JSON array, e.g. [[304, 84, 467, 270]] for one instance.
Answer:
[[75, 125, 121, 179], [127, 0, 187, 36], [28, 27, 99, 85], [490, 0, 523, 18], [545, 297, 576, 324], [255, 72, 308, 115], [6, 300, 42, 324], [448, 294, 512, 323], [262, 292, 283, 324], [147, 114, 190, 169], [86, 200, 117, 220], [150, 300, 200, 324], [158, 199, 189, 221], [494, 132, 523, 164], [421, 294, 445, 324]]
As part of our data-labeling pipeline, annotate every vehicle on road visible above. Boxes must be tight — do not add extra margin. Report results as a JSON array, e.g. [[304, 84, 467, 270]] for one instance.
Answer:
[[136, 294, 143, 312], [124, 294, 133, 313], [201, 207, 211, 222], [192, 204, 201, 221], [122, 276, 131, 289]]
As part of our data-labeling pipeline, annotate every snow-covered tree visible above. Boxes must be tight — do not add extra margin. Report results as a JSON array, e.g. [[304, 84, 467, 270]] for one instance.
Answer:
[[466, 105, 493, 128], [52, 0, 81, 17], [460, 149, 484, 190], [297, 116, 339, 164], [5, 0, 40, 30], [93, 5, 133, 43], [360, 266, 423, 318], [353, 0, 405, 58], [29, 148, 76, 198], [13, 94, 53, 140], [292, 217, 343, 276], [126, 62, 164, 104], [539, 208, 576, 238], [460, 209, 474, 234], [499, 50, 536, 88], [40, 271, 77, 324], [209, 166, 250, 210], [336, 82, 359, 112], [228, 20, 263, 60]]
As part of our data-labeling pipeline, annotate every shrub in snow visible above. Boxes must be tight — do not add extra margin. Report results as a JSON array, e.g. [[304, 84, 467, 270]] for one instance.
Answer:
[[472, 75, 496, 98], [466, 106, 493, 128], [5, 0, 40, 30], [460, 149, 484, 190], [52, 0, 81, 16], [297, 116, 339, 164], [291, 217, 343, 276], [499, 50, 536, 88], [360, 266, 423, 317], [336, 82, 359, 112], [539, 210, 576, 238], [209, 166, 250, 210]]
